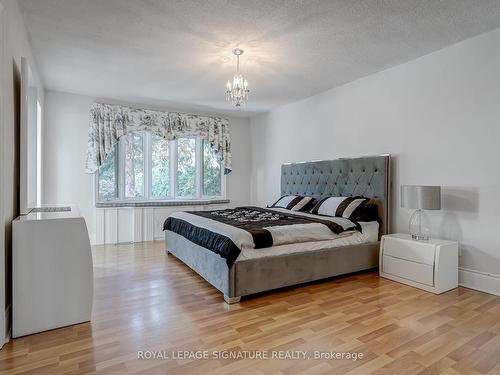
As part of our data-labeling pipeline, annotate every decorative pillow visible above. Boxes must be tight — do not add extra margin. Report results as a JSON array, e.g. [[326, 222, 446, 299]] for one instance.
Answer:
[[335, 197, 371, 218], [311, 196, 379, 221], [347, 198, 379, 222], [269, 195, 316, 211], [294, 197, 318, 212], [310, 196, 348, 216]]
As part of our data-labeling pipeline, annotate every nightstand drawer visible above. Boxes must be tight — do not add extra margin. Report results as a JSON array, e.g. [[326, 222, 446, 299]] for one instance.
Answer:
[[382, 255, 434, 286], [383, 236, 435, 265]]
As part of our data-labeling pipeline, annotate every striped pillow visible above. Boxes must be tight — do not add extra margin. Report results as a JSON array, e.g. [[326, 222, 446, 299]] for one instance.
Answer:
[[310, 196, 348, 216], [269, 195, 316, 211], [311, 196, 375, 220], [335, 197, 371, 218], [291, 196, 317, 212]]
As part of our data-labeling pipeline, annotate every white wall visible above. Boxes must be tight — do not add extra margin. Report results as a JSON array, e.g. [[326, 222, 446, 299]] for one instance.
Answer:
[[42, 90, 252, 244], [250, 28, 500, 284], [0, 0, 44, 346]]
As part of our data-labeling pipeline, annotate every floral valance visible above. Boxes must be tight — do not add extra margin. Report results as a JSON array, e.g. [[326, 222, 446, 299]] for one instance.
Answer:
[[85, 102, 232, 174]]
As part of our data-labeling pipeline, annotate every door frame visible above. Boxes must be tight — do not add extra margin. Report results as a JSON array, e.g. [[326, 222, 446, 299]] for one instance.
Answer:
[[0, 1, 7, 348]]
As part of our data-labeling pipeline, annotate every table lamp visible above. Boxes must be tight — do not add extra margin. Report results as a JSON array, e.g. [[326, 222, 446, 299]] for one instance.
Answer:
[[401, 185, 441, 241]]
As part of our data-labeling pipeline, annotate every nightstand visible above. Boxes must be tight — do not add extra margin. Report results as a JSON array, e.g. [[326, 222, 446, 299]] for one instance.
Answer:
[[379, 233, 458, 294]]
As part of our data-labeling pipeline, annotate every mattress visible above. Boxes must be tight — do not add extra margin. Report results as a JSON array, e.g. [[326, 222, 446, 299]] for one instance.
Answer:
[[237, 221, 379, 261]]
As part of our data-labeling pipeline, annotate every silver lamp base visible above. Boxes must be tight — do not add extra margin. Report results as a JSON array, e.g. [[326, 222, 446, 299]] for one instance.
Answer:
[[409, 209, 430, 241], [411, 233, 429, 241]]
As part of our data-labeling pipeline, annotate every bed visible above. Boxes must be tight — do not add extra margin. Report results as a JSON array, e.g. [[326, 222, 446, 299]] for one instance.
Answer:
[[164, 154, 391, 303]]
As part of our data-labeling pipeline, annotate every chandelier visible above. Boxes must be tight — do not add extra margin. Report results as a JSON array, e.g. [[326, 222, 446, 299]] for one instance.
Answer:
[[225, 48, 249, 107]]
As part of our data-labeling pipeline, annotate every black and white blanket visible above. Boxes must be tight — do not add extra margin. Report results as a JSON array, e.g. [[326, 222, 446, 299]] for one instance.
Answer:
[[163, 206, 361, 266]]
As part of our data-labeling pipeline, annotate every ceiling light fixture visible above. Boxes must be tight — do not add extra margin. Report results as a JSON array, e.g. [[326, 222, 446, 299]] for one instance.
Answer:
[[225, 48, 249, 107]]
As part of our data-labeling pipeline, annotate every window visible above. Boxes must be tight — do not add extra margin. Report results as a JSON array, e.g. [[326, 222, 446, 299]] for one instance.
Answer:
[[97, 144, 118, 200], [123, 132, 144, 198], [177, 138, 197, 197], [151, 134, 170, 198], [96, 132, 224, 202], [203, 140, 221, 196]]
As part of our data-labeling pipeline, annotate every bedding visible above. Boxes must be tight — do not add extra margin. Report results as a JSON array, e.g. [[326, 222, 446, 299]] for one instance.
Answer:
[[238, 221, 379, 261], [163, 206, 362, 266]]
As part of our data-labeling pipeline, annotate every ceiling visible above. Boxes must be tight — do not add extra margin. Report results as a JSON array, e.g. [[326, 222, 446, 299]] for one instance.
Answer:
[[18, 0, 500, 117]]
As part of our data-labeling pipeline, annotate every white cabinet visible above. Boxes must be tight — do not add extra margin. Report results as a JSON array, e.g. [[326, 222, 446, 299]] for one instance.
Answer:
[[13, 206, 93, 337], [380, 233, 458, 294]]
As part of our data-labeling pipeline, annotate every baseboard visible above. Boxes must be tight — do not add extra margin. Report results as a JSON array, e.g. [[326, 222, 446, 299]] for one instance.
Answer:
[[459, 267, 500, 296]]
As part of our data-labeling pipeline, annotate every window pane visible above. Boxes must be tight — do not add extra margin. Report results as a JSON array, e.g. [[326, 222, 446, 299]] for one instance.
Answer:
[[177, 138, 196, 197], [151, 134, 170, 198], [124, 132, 144, 198], [203, 141, 221, 196], [98, 145, 118, 200]]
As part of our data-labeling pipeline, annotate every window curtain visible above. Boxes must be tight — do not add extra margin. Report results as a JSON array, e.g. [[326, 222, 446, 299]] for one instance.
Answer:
[[85, 102, 232, 174]]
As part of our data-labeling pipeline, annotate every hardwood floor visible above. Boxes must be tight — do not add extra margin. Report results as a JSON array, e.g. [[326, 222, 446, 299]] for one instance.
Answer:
[[1, 241, 500, 374]]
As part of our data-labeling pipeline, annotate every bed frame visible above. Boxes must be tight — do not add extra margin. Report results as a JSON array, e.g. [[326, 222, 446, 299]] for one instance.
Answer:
[[165, 154, 391, 304]]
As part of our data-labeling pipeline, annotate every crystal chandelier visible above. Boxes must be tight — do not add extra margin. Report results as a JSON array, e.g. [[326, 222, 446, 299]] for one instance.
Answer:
[[225, 48, 249, 107]]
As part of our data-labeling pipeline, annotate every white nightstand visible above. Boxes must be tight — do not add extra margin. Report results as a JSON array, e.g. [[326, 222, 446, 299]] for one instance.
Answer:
[[379, 233, 458, 294]]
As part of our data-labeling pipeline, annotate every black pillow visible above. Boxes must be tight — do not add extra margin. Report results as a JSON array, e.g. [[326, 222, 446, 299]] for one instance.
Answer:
[[337, 197, 379, 221]]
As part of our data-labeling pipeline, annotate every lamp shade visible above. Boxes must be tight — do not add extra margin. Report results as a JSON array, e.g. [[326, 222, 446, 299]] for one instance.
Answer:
[[401, 185, 441, 210]]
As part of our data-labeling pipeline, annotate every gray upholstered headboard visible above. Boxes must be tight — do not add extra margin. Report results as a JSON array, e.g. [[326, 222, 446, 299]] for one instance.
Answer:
[[281, 154, 391, 237]]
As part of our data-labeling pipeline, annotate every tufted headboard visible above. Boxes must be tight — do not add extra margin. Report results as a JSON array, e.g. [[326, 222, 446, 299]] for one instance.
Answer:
[[281, 154, 391, 238]]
